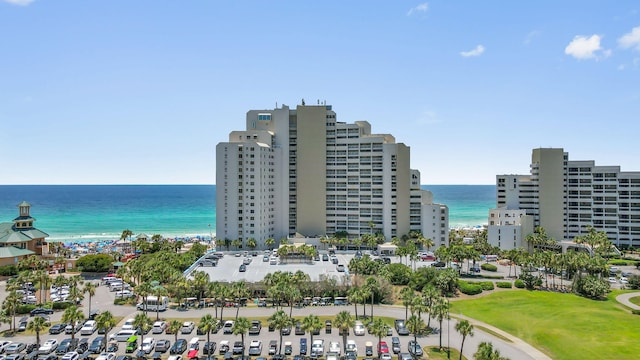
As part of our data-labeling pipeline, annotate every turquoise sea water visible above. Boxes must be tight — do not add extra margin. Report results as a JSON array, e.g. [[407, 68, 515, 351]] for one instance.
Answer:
[[0, 185, 494, 243]]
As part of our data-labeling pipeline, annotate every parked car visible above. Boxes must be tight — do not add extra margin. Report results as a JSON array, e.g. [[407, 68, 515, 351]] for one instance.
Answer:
[[202, 342, 216, 355], [408, 340, 423, 357], [248, 341, 262, 356], [141, 338, 156, 354], [95, 353, 116, 360], [49, 323, 67, 335], [76, 339, 89, 354], [181, 322, 195, 334], [39, 340, 59, 354], [354, 321, 365, 336], [170, 339, 187, 355], [232, 341, 244, 355], [81, 321, 98, 335], [155, 340, 171, 353], [61, 352, 80, 360], [57, 339, 79, 355], [394, 319, 409, 336], [239, 264, 247, 272], [65, 322, 83, 335], [5, 343, 26, 354], [268, 341, 277, 356], [151, 321, 167, 334], [223, 321, 234, 334], [299, 338, 307, 355], [249, 320, 262, 335], [391, 337, 401, 354], [89, 336, 106, 354], [30, 308, 54, 316], [377, 341, 389, 355]]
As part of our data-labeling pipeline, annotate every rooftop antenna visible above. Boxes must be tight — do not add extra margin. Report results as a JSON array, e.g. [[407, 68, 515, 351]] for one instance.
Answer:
[[302, 98, 305, 105]]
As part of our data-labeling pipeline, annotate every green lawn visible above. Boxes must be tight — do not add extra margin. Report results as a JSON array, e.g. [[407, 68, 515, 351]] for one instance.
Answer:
[[449, 290, 640, 360], [629, 296, 640, 306]]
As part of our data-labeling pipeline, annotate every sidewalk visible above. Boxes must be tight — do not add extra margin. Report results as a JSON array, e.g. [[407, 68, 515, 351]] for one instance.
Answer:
[[615, 291, 640, 310]]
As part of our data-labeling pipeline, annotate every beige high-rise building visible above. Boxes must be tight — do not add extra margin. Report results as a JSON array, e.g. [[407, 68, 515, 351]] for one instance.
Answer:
[[216, 102, 449, 248], [491, 148, 640, 249]]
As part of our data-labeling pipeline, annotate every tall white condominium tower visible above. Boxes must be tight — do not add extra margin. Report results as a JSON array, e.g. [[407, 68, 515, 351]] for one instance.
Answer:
[[216, 102, 449, 249], [491, 148, 640, 249]]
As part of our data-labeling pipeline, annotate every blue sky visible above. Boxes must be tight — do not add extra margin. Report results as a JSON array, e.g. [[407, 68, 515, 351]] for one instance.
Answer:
[[1, 1, 638, 185]]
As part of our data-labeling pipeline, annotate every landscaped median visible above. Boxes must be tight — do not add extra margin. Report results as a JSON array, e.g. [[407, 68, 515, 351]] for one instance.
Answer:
[[449, 290, 640, 360]]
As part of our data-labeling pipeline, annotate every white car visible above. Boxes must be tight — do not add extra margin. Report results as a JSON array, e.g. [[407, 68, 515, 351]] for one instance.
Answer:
[[167, 356, 182, 360], [346, 340, 357, 355], [620, 277, 629, 284], [152, 321, 167, 334], [380, 354, 393, 360], [39, 339, 59, 354], [81, 320, 97, 335], [4, 343, 25, 354], [312, 340, 324, 356], [61, 352, 80, 360], [608, 277, 617, 283], [223, 321, 234, 334], [353, 321, 365, 336], [95, 353, 116, 360], [181, 321, 195, 334], [0, 342, 13, 354], [115, 290, 135, 299], [329, 341, 341, 356], [141, 338, 156, 354], [122, 318, 135, 331]]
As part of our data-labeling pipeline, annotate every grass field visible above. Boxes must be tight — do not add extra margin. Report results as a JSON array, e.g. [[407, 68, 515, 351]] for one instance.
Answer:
[[629, 296, 640, 306], [449, 290, 640, 360]]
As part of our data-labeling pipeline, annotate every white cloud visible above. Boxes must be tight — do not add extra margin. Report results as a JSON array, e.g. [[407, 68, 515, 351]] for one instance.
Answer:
[[618, 26, 640, 51], [407, 2, 428, 16], [524, 30, 541, 45], [564, 34, 609, 60], [3, 0, 34, 6], [460, 45, 485, 57]]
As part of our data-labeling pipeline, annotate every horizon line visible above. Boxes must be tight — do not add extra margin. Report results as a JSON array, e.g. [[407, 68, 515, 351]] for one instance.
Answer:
[[0, 183, 496, 186]]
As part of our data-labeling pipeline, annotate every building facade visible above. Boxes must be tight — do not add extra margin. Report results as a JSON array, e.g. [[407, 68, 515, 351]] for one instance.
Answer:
[[490, 148, 640, 249], [0, 201, 49, 266], [216, 102, 449, 248]]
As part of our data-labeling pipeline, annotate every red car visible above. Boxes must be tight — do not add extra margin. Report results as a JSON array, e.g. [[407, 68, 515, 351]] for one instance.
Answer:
[[187, 349, 199, 360], [377, 341, 389, 354]]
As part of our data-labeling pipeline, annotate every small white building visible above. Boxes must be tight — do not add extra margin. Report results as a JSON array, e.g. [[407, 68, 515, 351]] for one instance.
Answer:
[[487, 207, 534, 250]]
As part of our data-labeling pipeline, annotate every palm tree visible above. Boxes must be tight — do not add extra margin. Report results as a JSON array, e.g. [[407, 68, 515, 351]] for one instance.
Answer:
[[4, 291, 22, 332], [152, 286, 168, 321], [83, 282, 97, 318], [456, 319, 474, 360], [368, 318, 389, 354], [133, 312, 152, 346], [364, 277, 378, 321], [135, 281, 153, 315], [473, 341, 508, 360], [406, 315, 425, 346], [232, 281, 250, 319], [95, 311, 117, 342], [168, 320, 182, 343], [432, 297, 449, 349], [121, 229, 134, 253], [301, 314, 323, 346], [198, 314, 219, 349], [27, 315, 48, 345], [265, 238, 276, 250], [62, 305, 85, 340], [399, 287, 414, 322], [232, 317, 251, 358], [192, 271, 210, 302], [334, 311, 355, 353], [268, 310, 292, 355]]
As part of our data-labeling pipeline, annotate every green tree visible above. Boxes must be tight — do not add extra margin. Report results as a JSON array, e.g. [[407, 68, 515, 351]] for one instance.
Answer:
[[432, 297, 449, 349], [268, 310, 293, 355], [473, 342, 509, 360], [368, 318, 390, 354], [62, 305, 85, 340], [246, 238, 257, 251], [27, 315, 48, 345], [400, 287, 414, 321], [455, 319, 474, 360], [232, 317, 251, 357], [334, 310, 355, 353], [95, 311, 117, 343], [302, 314, 323, 346], [407, 314, 426, 345], [133, 312, 152, 346], [168, 320, 182, 343], [3, 291, 21, 332], [198, 314, 219, 349], [83, 282, 97, 318]]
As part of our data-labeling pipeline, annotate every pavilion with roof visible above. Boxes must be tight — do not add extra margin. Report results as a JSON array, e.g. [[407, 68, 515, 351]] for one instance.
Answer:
[[0, 201, 49, 267]]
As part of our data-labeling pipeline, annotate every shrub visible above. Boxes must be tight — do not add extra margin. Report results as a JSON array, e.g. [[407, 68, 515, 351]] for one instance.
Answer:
[[481, 263, 497, 272], [480, 275, 504, 279], [632, 309, 640, 315], [0, 265, 18, 276], [608, 259, 632, 266], [114, 298, 129, 305], [627, 275, 640, 290], [52, 301, 74, 310], [458, 280, 483, 295], [496, 282, 512, 289], [479, 281, 495, 291], [514, 279, 525, 289], [16, 304, 37, 314]]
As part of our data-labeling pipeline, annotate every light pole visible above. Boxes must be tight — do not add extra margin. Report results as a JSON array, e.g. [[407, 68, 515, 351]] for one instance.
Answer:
[[447, 297, 450, 360]]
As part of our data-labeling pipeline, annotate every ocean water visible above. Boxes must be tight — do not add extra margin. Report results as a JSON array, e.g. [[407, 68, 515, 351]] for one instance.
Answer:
[[0, 185, 494, 243]]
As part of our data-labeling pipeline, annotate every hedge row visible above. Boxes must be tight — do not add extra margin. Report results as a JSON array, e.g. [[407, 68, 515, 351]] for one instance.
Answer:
[[514, 279, 526, 288], [481, 263, 498, 272], [0, 265, 18, 276], [496, 282, 513, 289]]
